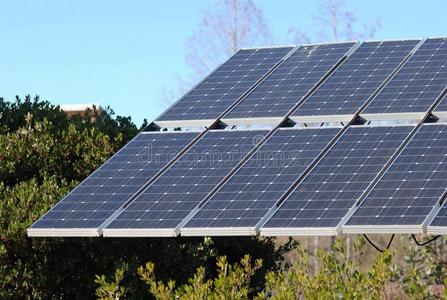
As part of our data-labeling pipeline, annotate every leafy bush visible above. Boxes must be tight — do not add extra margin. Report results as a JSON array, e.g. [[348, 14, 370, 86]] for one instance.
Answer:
[[0, 96, 294, 299], [96, 237, 446, 299]]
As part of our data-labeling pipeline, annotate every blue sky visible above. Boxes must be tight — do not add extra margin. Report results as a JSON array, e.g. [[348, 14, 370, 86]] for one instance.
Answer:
[[1, 0, 446, 125]]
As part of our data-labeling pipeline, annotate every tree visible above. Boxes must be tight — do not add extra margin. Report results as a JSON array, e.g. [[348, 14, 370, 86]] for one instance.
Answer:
[[0, 96, 296, 299], [0, 95, 142, 148], [289, 0, 380, 44], [186, 0, 272, 78], [161, 0, 272, 104]]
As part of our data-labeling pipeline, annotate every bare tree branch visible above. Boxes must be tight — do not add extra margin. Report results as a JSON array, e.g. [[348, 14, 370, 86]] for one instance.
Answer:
[[160, 0, 272, 105], [187, 0, 272, 78], [288, 0, 381, 44]]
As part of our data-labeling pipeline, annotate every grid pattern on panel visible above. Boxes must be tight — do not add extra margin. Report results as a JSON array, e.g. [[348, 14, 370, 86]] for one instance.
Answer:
[[430, 203, 447, 227], [30, 132, 198, 229], [435, 93, 447, 113], [363, 38, 447, 114], [292, 40, 419, 117], [263, 126, 413, 229], [184, 128, 340, 229], [106, 130, 269, 229], [347, 124, 447, 226], [156, 47, 292, 122], [223, 43, 355, 120]]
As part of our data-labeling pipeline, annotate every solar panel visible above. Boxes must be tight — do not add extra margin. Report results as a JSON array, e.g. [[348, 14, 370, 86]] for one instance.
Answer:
[[103, 129, 269, 236], [428, 196, 447, 233], [344, 124, 447, 233], [433, 93, 447, 116], [362, 38, 447, 117], [28, 37, 447, 238], [181, 127, 340, 236], [260, 125, 413, 235], [27, 132, 199, 236], [222, 42, 355, 122], [291, 40, 420, 122], [155, 47, 293, 126]]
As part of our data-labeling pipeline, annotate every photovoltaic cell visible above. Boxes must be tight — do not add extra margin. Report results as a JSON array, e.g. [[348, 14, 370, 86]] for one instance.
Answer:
[[155, 47, 292, 123], [434, 93, 447, 113], [223, 42, 355, 120], [363, 38, 447, 115], [429, 200, 447, 227], [292, 40, 419, 118], [262, 126, 413, 231], [105, 130, 269, 232], [183, 127, 340, 232], [29, 132, 198, 231], [347, 124, 447, 227]]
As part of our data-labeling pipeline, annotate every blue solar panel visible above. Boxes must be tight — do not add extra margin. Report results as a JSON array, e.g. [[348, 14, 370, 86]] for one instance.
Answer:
[[262, 126, 413, 232], [29, 38, 447, 238], [363, 38, 447, 115], [28, 132, 198, 232], [434, 93, 447, 113], [223, 42, 355, 120], [291, 40, 419, 118], [346, 124, 447, 227], [182, 127, 340, 233], [105, 130, 269, 233], [155, 47, 292, 123], [428, 200, 447, 228]]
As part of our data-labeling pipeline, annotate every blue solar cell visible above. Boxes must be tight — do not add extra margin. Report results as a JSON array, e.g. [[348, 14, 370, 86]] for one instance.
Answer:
[[183, 127, 340, 231], [347, 124, 447, 227], [262, 126, 413, 230], [105, 130, 269, 231], [223, 42, 355, 120], [29, 132, 198, 230], [429, 202, 447, 227], [155, 47, 292, 123], [363, 38, 447, 115], [434, 94, 447, 113], [292, 40, 419, 118]]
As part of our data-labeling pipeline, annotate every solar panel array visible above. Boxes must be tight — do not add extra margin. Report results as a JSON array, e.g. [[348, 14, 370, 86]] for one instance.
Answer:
[[104, 130, 268, 235], [29, 37, 447, 237], [291, 40, 419, 119], [363, 38, 447, 116], [222, 43, 355, 120], [262, 126, 413, 234], [183, 127, 340, 235], [28, 132, 198, 235], [346, 124, 447, 230], [155, 47, 293, 124]]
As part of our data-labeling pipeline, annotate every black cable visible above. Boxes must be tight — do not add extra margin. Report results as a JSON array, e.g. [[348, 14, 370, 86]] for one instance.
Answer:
[[411, 234, 440, 246], [363, 234, 395, 253]]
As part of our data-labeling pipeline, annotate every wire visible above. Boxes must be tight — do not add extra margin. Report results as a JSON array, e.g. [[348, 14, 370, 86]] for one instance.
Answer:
[[363, 234, 395, 253], [411, 234, 440, 246]]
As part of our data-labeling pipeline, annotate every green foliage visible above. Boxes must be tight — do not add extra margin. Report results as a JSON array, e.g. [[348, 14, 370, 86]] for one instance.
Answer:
[[0, 175, 70, 239], [396, 235, 447, 299], [0, 95, 141, 148], [7, 95, 446, 299], [0, 117, 113, 186], [96, 237, 447, 299], [95, 264, 128, 300], [0, 95, 294, 299], [0, 95, 68, 134], [0, 176, 71, 299], [136, 255, 262, 299], [259, 238, 410, 300]]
